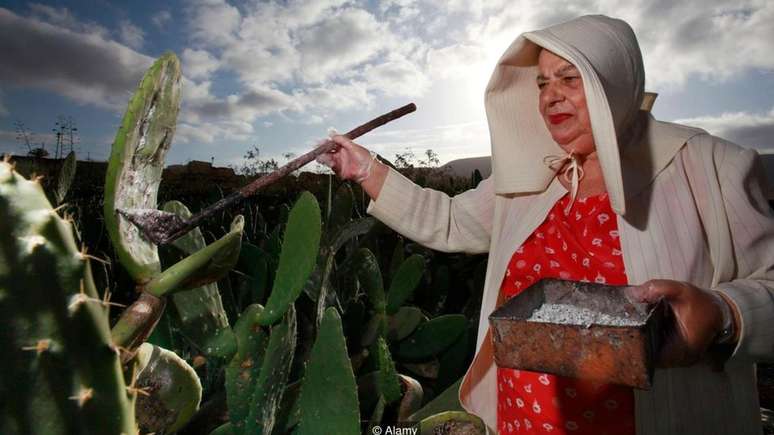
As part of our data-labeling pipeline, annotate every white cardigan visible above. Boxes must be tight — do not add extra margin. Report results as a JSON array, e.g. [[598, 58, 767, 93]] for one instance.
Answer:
[[366, 130, 774, 434]]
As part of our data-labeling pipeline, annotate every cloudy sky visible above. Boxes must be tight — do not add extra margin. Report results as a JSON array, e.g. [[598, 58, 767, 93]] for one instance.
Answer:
[[1, 0, 773, 168]]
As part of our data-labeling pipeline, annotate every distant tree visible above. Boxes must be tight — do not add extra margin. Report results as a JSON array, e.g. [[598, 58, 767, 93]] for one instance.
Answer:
[[14, 120, 33, 154], [419, 149, 440, 167], [258, 158, 279, 173], [233, 145, 280, 176], [394, 148, 417, 169], [28, 147, 50, 158]]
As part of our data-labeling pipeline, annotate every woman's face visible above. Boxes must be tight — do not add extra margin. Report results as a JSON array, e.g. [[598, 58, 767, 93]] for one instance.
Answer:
[[537, 49, 595, 155]]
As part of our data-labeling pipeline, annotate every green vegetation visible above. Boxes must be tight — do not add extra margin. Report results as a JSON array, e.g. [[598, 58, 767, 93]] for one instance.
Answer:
[[1, 52, 489, 435]]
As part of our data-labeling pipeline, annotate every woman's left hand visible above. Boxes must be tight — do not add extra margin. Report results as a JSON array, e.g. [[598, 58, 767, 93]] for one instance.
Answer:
[[625, 279, 729, 368]]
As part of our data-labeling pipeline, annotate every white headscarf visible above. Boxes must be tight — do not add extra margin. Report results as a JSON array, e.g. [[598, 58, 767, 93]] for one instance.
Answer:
[[484, 14, 701, 216]]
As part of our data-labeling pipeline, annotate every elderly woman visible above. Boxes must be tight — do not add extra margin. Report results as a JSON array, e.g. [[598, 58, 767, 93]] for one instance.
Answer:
[[317, 14, 774, 435]]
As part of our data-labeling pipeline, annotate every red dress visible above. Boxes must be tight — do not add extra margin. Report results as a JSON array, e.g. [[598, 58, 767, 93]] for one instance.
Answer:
[[496, 192, 635, 434]]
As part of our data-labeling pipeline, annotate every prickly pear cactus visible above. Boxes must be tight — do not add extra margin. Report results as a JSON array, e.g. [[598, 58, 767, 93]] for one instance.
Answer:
[[52, 150, 76, 206], [386, 254, 424, 315], [393, 314, 467, 362], [225, 304, 269, 431], [133, 343, 202, 434], [419, 411, 486, 435], [375, 337, 401, 404], [158, 200, 235, 359], [243, 305, 296, 435], [145, 215, 244, 297], [103, 52, 182, 282], [224, 303, 297, 435], [0, 160, 136, 435], [259, 192, 321, 326], [296, 307, 359, 435]]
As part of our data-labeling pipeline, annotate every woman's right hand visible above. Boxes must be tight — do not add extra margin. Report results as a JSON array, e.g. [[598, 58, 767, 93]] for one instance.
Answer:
[[316, 135, 376, 183]]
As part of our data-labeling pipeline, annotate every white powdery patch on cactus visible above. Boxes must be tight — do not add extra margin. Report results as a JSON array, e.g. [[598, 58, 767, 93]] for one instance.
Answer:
[[18, 235, 47, 253]]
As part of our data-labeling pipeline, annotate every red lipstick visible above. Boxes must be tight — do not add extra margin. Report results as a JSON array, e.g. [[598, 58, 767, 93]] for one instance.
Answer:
[[548, 114, 572, 125]]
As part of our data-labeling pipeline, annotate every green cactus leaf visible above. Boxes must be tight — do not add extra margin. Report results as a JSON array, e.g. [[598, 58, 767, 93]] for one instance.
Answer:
[[0, 161, 135, 434], [419, 411, 486, 435], [103, 52, 182, 282], [210, 422, 235, 435], [437, 329, 471, 393], [145, 215, 244, 297], [329, 217, 377, 254], [376, 337, 402, 404], [393, 314, 466, 362], [160, 200, 234, 359], [388, 238, 404, 279], [271, 381, 302, 435], [355, 371, 381, 416], [236, 242, 269, 304], [355, 248, 385, 312], [397, 374, 424, 421], [366, 395, 386, 435], [259, 192, 321, 326], [402, 360, 439, 380], [311, 217, 377, 331], [408, 378, 464, 422], [146, 307, 176, 351], [225, 304, 269, 430], [386, 254, 425, 315], [296, 307, 359, 435], [387, 306, 427, 342], [134, 343, 202, 434], [360, 312, 387, 348], [52, 150, 76, 206], [244, 305, 297, 434], [325, 182, 353, 240]]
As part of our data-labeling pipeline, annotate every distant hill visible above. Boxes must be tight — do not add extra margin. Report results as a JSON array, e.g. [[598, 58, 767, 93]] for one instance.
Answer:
[[444, 151, 774, 200], [441, 156, 491, 179]]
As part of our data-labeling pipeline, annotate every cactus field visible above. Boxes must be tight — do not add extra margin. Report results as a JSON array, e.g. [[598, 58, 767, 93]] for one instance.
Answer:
[[0, 53, 491, 435]]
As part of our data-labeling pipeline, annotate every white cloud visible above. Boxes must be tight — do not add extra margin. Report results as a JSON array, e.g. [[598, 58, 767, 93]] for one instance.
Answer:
[[187, 0, 241, 47], [427, 43, 488, 80], [460, 0, 774, 89], [0, 90, 8, 116], [178, 77, 298, 143], [378, 0, 420, 23], [118, 19, 144, 49], [152, 10, 172, 29], [0, 7, 153, 110], [176, 119, 254, 144], [27, 2, 109, 37], [674, 107, 774, 150], [292, 80, 372, 113], [182, 48, 219, 80], [295, 8, 389, 83], [177, 0, 433, 139], [362, 54, 429, 97]]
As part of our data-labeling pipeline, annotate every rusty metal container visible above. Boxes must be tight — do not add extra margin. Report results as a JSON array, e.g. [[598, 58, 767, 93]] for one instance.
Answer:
[[489, 279, 666, 389]]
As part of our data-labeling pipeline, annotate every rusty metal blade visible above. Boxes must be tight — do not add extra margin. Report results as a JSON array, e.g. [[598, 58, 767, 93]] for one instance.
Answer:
[[117, 209, 186, 245]]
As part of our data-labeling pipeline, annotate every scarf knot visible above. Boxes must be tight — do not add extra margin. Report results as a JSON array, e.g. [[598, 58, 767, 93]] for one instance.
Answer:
[[543, 151, 585, 215]]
